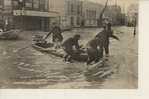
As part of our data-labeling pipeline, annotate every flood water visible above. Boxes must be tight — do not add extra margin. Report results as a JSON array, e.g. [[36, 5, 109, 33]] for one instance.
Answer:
[[0, 27, 138, 89]]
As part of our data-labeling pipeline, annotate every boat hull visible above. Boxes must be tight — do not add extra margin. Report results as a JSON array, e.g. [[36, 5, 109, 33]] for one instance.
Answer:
[[32, 44, 88, 62]]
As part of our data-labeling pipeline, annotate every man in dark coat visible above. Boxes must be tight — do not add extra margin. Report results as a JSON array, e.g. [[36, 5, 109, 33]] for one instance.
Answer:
[[51, 25, 63, 43], [86, 37, 102, 65], [96, 23, 119, 57], [62, 34, 81, 62], [44, 23, 63, 48]]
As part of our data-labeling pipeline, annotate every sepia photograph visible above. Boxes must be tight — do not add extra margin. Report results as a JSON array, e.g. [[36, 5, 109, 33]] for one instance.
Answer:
[[0, 0, 138, 89]]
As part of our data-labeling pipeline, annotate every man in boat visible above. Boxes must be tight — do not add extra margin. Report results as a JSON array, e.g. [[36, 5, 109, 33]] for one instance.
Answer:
[[86, 26, 108, 65], [62, 34, 82, 62], [86, 36, 103, 65], [96, 23, 119, 57], [44, 23, 63, 49]]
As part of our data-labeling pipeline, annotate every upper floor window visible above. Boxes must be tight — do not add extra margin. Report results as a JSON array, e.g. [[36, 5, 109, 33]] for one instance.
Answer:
[[12, 0, 49, 11], [44, 0, 49, 11], [67, 1, 71, 15], [4, 0, 11, 6], [71, 4, 74, 14], [12, 0, 19, 9], [39, 0, 49, 11], [25, 0, 32, 9], [33, 0, 39, 10], [0, 0, 3, 6]]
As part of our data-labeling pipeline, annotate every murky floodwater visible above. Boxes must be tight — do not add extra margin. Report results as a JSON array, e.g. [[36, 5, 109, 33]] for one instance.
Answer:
[[0, 27, 138, 89]]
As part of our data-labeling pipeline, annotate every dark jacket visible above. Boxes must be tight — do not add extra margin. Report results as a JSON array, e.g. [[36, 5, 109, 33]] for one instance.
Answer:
[[96, 29, 119, 45], [51, 26, 63, 42], [45, 26, 63, 42], [62, 37, 80, 50], [51, 26, 62, 36], [87, 38, 100, 49]]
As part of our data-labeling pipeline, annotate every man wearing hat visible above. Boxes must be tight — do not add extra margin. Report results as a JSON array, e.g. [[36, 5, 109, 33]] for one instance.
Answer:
[[96, 23, 119, 57], [62, 34, 82, 62]]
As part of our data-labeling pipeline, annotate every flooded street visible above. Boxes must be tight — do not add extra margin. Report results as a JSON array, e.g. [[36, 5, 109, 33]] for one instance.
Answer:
[[0, 26, 138, 89]]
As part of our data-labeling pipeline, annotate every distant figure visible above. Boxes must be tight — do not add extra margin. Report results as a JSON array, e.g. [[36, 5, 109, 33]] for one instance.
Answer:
[[133, 27, 136, 37], [0, 24, 4, 33], [4, 19, 9, 31], [133, 18, 137, 37], [86, 37, 102, 65], [62, 34, 81, 62], [0, 28, 3, 33], [96, 23, 119, 57]]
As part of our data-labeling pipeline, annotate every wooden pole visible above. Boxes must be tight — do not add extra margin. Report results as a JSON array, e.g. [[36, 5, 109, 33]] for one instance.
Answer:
[[98, 0, 109, 27]]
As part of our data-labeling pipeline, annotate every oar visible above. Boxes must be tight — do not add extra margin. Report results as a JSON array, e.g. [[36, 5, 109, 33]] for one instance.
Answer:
[[13, 44, 32, 53]]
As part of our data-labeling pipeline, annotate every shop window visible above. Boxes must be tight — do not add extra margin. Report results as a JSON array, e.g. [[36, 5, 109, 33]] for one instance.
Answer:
[[71, 17, 74, 26], [77, 17, 80, 25], [71, 4, 74, 15]]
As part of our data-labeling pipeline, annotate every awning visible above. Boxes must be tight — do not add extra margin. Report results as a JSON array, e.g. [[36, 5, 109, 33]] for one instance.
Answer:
[[13, 10, 59, 17]]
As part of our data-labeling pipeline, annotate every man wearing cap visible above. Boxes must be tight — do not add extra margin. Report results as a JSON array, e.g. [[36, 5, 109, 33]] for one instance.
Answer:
[[62, 34, 82, 62], [44, 23, 63, 49], [96, 23, 119, 57], [86, 36, 103, 65]]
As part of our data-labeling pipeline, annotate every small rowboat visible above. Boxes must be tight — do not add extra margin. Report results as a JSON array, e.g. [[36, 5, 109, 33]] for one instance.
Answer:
[[0, 30, 20, 40], [32, 43, 88, 62]]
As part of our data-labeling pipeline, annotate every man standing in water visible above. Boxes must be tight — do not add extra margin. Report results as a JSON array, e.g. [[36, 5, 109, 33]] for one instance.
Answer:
[[86, 36, 102, 65], [96, 23, 120, 57]]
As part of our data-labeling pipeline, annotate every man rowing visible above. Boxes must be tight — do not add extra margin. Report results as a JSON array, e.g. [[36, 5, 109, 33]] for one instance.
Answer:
[[44, 23, 63, 49]]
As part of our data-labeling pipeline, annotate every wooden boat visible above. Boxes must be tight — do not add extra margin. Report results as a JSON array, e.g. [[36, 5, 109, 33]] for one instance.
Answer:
[[33, 43, 117, 80], [0, 30, 20, 40], [32, 42, 88, 62], [32, 35, 118, 80], [31, 35, 104, 62]]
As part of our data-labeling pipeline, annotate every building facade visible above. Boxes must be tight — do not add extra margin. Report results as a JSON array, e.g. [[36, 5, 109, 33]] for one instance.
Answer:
[[104, 5, 123, 25], [0, 0, 125, 31], [82, 1, 103, 27], [126, 4, 138, 26], [0, 0, 59, 31], [48, 0, 71, 30], [67, 0, 83, 27], [51, 0, 104, 28], [49, 0, 83, 29]]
